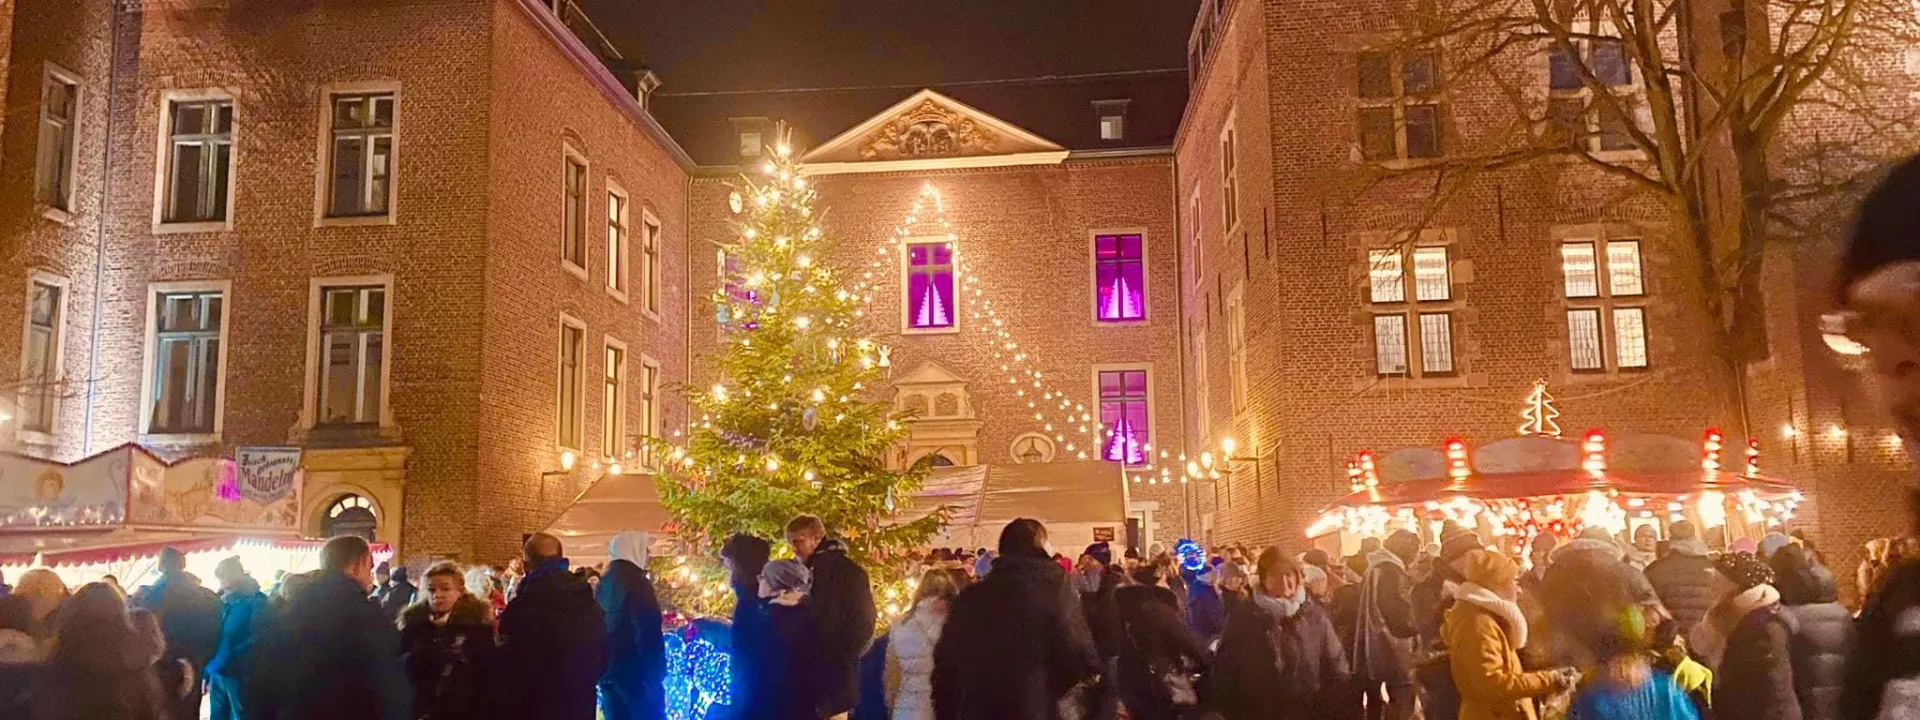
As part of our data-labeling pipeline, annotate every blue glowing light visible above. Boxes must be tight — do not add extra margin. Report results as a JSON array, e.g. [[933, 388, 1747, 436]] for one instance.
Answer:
[[662, 625, 732, 720], [1175, 538, 1205, 572]]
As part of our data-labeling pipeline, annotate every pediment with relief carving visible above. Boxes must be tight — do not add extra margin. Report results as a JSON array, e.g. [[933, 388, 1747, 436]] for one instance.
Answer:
[[802, 89, 1066, 168]]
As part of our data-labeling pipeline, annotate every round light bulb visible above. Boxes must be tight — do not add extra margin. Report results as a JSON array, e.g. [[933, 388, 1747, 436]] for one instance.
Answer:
[[1222, 437, 1237, 457], [559, 450, 577, 472], [1200, 451, 1215, 470]]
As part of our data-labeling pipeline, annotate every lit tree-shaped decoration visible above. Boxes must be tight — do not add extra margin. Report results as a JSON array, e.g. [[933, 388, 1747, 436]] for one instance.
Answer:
[[655, 136, 940, 562], [1518, 379, 1562, 437]]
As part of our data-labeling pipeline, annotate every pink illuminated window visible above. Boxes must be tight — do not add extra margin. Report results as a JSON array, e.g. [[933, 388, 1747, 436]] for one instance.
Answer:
[[1099, 369, 1150, 465], [905, 241, 955, 331], [1095, 234, 1146, 322]]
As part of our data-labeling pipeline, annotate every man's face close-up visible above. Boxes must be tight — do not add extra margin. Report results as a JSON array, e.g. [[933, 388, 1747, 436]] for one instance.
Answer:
[[1840, 262, 1920, 449]]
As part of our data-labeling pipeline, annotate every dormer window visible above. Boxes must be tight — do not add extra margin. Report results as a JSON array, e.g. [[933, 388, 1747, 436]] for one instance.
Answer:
[[739, 132, 762, 158], [1094, 99, 1130, 141], [729, 116, 773, 160], [635, 70, 661, 111]]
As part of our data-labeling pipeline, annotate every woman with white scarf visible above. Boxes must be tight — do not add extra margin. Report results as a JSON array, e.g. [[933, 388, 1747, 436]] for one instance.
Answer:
[[1210, 548, 1349, 720], [1443, 549, 1576, 720], [1709, 551, 1801, 720]]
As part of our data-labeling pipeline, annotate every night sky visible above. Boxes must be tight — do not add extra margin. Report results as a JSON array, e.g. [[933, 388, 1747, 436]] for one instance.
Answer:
[[582, 1, 1202, 95]]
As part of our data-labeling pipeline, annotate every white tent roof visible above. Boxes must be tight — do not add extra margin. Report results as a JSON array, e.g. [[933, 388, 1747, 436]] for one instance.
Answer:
[[542, 461, 1130, 566]]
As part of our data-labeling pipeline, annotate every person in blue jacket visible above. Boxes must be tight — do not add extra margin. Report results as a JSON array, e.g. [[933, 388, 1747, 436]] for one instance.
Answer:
[[206, 556, 267, 720]]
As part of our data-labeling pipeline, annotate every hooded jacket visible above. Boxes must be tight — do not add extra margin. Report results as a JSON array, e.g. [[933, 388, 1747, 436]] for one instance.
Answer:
[[806, 537, 876, 717], [1643, 540, 1716, 640], [597, 531, 666, 715], [206, 575, 266, 679], [400, 594, 495, 720], [492, 559, 607, 719], [1712, 584, 1802, 720], [1443, 584, 1560, 720], [933, 552, 1099, 720]]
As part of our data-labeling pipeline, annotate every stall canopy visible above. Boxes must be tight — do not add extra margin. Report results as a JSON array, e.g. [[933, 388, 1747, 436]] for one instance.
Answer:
[[543, 461, 1130, 565]]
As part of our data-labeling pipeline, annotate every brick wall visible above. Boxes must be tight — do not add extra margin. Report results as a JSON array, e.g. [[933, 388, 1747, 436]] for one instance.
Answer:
[[688, 156, 1195, 543]]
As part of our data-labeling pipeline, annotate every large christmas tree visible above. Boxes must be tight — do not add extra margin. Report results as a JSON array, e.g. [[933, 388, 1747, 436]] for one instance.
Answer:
[[657, 139, 939, 561]]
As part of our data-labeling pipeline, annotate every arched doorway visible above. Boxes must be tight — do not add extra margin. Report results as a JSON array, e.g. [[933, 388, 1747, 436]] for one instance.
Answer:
[[322, 494, 378, 541], [929, 454, 957, 468]]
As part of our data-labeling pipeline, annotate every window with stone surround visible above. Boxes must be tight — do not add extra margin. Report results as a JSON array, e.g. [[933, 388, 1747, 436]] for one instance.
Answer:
[[562, 149, 589, 272], [557, 316, 585, 450], [147, 287, 226, 435], [1546, 35, 1641, 153], [1561, 239, 1647, 370], [1357, 50, 1443, 162], [1191, 324, 1210, 440], [1367, 245, 1455, 376], [1098, 368, 1151, 466], [315, 285, 386, 426], [326, 93, 393, 217], [903, 239, 956, 332], [642, 211, 662, 317], [37, 66, 79, 213], [162, 98, 233, 224], [603, 339, 626, 459], [1220, 119, 1239, 229], [639, 356, 661, 469], [1227, 286, 1248, 411], [1095, 233, 1147, 322], [19, 276, 66, 435], [606, 185, 629, 299]]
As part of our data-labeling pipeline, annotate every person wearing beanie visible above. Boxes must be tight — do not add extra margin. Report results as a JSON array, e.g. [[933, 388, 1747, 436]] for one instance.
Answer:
[[1211, 548, 1347, 720], [755, 559, 827, 720], [1076, 541, 1124, 720], [1644, 520, 1717, 654], [1442, 549, 1575, 720], [934, 519, 1100, 720], [1709, 551, 1801, 720]]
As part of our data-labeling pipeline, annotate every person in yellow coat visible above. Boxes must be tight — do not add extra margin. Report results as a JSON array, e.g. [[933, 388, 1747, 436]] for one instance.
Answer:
[[1444, 550, 1580, 720]]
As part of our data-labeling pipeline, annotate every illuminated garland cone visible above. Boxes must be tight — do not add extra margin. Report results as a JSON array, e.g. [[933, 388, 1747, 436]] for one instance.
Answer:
[[653, 135, 940, 561]]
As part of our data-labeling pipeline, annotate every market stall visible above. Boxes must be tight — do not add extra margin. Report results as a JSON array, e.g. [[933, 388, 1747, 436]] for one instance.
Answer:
[[0, 444, 388, 590], [1307, 428, 1803, 556]]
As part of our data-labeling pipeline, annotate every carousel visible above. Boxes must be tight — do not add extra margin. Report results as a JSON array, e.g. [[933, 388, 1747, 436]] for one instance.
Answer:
[[1307, 382, 1804, 553]]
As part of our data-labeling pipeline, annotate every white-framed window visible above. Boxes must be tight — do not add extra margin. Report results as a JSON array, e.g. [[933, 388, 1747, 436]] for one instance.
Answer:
[[313, 283, 387, 426], [158, 95, 234, 225], [562, 146, 589, 275], [1357, 50, 1444, 161], [1191, 325, 1210, 440], [605, 183, 629, 300], [1545, 31, 1643, 153], [1367, 244, 1456, 377], [639, 354, 661, 469], [1094, 364, 1155, 467], [37, 65, 80, 214], [1561, 238, 1648, 370], [1092, 230, 1148, 323], [1094, 99, 1129, 141], [1219, 117, 1239, 230], [140, 281, 230, 439], [557, 315, 586, 450], [18, 272, 69, 437], [1227, 286, 1248, 412], [603, 337, 627, 459], [641, 210, 662, 318], [325, 92, 395, 217], [901, 237, 958, 334], [738, 131, 762, 158]]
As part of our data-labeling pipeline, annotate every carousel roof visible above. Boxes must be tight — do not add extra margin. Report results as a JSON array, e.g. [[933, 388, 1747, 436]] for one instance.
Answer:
[[1322, 468, 1800, 511]]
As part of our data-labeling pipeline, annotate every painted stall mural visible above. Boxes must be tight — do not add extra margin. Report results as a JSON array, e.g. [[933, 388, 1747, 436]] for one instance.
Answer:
[[0, 445, 301, 532], [0, 449, 129, 527]]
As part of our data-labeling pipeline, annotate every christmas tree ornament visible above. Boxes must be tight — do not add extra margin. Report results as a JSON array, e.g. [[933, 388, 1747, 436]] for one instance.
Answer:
[[728, 191, 744, 214]]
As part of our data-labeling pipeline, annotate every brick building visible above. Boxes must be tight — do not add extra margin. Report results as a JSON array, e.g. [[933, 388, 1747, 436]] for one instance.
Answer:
[[0, 0, 691, 562], [1176, 0, 1915, 584]]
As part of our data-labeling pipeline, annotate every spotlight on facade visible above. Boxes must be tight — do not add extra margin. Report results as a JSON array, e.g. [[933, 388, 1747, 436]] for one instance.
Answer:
[[559, 450, 577, 472]]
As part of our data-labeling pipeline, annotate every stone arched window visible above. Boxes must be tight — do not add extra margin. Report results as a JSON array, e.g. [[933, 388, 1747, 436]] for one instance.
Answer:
[[322, 494, 378, 540]]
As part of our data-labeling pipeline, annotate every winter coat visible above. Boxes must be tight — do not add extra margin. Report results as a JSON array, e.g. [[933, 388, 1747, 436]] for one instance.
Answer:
[[756, 595, 827, 720], [206, 575, 267, 679], [29, 622, 166, 720], [1187, 579, 1226, 640], [1779, 568, 1850, 720], [1843, 558, 1920, 720], [1353, 550, 1416, 685], [491, 563, 606, 720], [1080, 568, 1125, 659], [131, 571, 222, 686], [1443, 585, 1560, 720], [1210, 595, 1349, 720], [1643, 541, 1716, 641], [1713, 589, 1802, 720], [0, 628, 38, 719], [596, 558, 666, 703], [731, 585, 773, 720], [1567, 671, 1701, 720], [1113, 585, 1209, 720], [399, 595, 495, 720], [380, 579, 417, 622], [933, 553, 1100, 720], [806, 539, 876, 717], [245, 571, 411, 720], [887, 600, 948, 720]]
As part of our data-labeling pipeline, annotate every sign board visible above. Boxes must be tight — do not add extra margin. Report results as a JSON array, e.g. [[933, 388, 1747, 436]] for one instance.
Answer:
[[1092, 526, 1115, 542], [235, 447, 301, 506]]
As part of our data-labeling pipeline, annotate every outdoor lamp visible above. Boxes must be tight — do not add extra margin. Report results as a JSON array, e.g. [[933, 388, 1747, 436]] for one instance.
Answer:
[[559, 450, 577, 472], [1200, 451, 1215, 470]]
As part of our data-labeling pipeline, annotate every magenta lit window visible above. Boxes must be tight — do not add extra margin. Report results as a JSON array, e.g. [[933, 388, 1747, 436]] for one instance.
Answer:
[[722, 252, 756, 305], [906, 242, 956, 330], [1095, 234, 1146, 322], [1099, 369, 1150, 465]]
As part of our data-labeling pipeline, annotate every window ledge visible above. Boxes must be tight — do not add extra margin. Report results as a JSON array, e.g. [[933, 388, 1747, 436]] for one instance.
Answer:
[[291, 422, 404, 448], [1371, 157, 1446, 171], [607, 287, 630, 305], [641, 308, 662, 324], [14, 430, 58, 446], [41, 206, 73, 225], [139, 432, 221, 446], [1093, 317, 1151, 328], [315, 213, 396, 229], [901, 326, 961, 336], [562, 261, 589, 282], [153, 220, 233, 235]]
